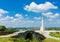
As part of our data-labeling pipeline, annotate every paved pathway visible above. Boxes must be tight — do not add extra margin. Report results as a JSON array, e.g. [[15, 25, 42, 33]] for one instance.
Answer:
[[35, 30, 60, 40], [0, 30, 26, 37], [44, 31, 60, 40]]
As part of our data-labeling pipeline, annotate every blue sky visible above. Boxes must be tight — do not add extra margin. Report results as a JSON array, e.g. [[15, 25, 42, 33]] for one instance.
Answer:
[[0, 0, 60, 27]]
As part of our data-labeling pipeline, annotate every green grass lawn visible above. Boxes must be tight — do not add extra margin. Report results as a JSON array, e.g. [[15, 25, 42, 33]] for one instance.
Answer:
[[0, 38, 60, 42], [49, 32, 60, 38], [43, 38, 60, 42]]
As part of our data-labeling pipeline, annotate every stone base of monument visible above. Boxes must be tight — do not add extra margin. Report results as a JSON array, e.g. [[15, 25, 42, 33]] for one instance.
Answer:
[[39, 31, 45, 34], [12, 31, 46, 41]]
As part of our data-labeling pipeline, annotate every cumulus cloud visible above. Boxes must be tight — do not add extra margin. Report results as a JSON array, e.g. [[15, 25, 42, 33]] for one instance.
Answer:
[[34, 17, 41, 20], [0, 13, 41, 27], [0, 9, 9, 18], [0, 13, 59, 27], [0, 9, 8, 14], [15, 14, 21, 17], [42, 12, 59, 18], [24, 2, 57, 12], [6, 16, 13, 19], [15, 14, 24, 19], [0, 16, 14, 21]]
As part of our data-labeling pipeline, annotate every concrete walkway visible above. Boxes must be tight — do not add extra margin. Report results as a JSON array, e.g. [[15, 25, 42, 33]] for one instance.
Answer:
[[43, 31, 60, 40], [36, 30, 60, 40], [0, 30, 25, 37]]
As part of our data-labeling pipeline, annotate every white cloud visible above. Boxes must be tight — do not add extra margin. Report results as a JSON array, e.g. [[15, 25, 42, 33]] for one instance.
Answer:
[[26, 20, 34, 23], [34, 17, 41, 20], [0, 9, 9, 18], [0, 16, 14, 21], [0, 14, 41, 27], [24, 2, 57, 12], [45, 19, 60, 27], [15, 14, 22, 17], [6, 16, 14, 20], [0, 13, 59, 27], [0, 9, 8, 14], [15, 14, 24, 19], [42, 12, 59, 18]]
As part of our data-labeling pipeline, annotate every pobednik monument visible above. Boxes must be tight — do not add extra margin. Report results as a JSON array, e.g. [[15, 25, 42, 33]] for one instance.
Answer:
[[40, 17, 45, 32]]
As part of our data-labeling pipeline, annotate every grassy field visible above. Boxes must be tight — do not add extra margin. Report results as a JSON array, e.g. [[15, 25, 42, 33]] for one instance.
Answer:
[[43, 38, 60, 42], [49, 32, 60, 38], [0, 38, 60, 42]]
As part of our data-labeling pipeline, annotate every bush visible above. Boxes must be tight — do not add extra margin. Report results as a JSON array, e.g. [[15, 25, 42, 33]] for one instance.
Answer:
[[0, 26, 6, 31]]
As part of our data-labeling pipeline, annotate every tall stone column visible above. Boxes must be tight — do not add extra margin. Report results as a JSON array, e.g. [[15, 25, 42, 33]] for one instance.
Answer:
[[40, 17, 44, 32]]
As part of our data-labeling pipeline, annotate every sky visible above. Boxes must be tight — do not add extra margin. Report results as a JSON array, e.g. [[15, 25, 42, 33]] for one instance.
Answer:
[[0, 0, 60, 27]]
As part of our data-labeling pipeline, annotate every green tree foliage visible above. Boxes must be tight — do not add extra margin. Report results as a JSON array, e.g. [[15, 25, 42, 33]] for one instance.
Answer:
[[0, 26, 6, 31], [6, 28, 18, 32]]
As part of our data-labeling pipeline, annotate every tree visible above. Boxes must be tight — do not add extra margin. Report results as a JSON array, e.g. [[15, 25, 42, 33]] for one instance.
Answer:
[[0, 26, 6, 31]]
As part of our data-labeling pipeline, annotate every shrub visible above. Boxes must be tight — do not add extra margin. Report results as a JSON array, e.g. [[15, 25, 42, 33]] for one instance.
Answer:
[[0, 26, 6, 31]]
